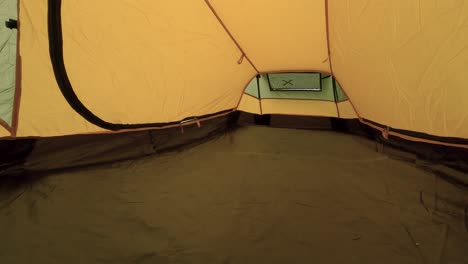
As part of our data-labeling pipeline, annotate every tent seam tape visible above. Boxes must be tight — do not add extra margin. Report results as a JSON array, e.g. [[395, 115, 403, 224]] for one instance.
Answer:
[[10, 1, 22, 137], [360, 119, 468, 149], [203, 0, 260, 74], [324, 0, 360, 120]]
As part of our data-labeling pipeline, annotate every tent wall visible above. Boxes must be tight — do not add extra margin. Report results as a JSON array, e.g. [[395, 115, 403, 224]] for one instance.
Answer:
[[337, 101, 358, 119], [328, 0, 468, 139], [261, 99, 337, 117], [0, 0, 17, 132], [3, 1, 467, 147], [237, 94, 261, 115], [1, 112, 238, 176], [207, 0, 331, 72], [238, 96, 343, 118], [17, 0, 255, 137], [0, 127, 9, 138]]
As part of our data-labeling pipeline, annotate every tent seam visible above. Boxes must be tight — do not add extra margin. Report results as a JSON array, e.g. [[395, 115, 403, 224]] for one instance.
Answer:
[[324, 0, 361, 121], [11, 0, 22, 137], [203, 0, 260, 74]]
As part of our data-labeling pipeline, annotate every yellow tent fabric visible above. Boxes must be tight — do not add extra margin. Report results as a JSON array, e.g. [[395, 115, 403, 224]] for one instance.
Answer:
[[337, 101, 358, 119], [0, 126, 9, 138], [329, 0, 468, 139], [4, 0, 468, 146], [207, 0, 330, 72], [17, 0, 255, 137], [237, 95, 261, 115]]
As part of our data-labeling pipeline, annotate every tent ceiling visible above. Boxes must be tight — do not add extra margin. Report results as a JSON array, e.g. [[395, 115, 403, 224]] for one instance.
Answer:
[[208, 0, 331, 73], [1, 0, 467, 147]]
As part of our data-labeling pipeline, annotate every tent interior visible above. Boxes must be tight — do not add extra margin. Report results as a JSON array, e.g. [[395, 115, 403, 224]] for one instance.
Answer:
[[1, 0, 468, 263]]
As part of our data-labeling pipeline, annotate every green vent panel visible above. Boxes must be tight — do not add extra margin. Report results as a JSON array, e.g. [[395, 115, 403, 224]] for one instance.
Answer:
[[244, 73, 348, 103], [0, 0, 17, 127], [267, 73, 321, 91]]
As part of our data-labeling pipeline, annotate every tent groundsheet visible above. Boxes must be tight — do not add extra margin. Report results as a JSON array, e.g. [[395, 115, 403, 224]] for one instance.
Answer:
[[1, 125, 467, 263]]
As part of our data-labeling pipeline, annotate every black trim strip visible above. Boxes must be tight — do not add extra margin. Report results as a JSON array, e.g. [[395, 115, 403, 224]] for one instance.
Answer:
[[332, 78, 338, 103], [256, 75, 261, 100], [48, 0, 231, 131], [363, 119, 468, 146]]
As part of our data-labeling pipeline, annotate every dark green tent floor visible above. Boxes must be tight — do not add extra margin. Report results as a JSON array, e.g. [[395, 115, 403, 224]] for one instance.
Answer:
[[1, 126, 468, 264]]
